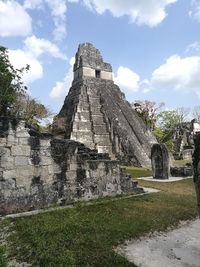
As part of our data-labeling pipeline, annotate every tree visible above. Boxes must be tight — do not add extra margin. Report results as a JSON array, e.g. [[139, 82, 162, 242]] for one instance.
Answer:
[[155, 107, 191, 152], [156, 110, 180, 133], [131, 100, 164, 130], [0, 46, 52, 130], [153, 127, 174, 152], [193, 106, 200, 123], [156, 107, 190, 134], [0, 46, 29, 116], [176, 107, 190, 124], [13, 92, 53, 130]]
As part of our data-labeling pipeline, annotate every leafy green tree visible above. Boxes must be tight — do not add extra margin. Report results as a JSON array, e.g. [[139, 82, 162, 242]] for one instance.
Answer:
[[155, 107, 190, 152], [156, 108, 190, 134], [131, 100, 164, 130], [156, 110, 180, 133], [13, 92, 53, 130], [153, 127, 174, 152], [0, 46, 29, 116]]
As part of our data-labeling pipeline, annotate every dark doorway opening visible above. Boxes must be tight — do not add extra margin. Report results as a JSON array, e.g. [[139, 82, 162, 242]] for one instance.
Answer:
[[95, 70, 101, 78]]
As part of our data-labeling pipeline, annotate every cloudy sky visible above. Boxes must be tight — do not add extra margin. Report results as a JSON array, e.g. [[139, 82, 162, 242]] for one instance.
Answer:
[[0, 0, 200, 113]]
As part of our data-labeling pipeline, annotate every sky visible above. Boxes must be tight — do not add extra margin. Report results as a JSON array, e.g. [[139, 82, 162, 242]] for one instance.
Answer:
[[1, 0, 200, 114]]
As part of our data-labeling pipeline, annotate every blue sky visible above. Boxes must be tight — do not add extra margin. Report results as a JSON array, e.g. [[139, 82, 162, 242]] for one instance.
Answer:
[[1, 0, 200, 114]]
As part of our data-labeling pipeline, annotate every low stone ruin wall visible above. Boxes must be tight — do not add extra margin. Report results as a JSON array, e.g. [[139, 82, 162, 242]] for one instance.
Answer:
[[170, 165, 193, 177], [0, 118, 136, 215]]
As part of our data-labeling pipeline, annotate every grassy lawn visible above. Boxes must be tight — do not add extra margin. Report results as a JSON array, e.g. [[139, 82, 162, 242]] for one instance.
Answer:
[[173, 159, 192, 166], [0, 167, 198, 267], [125, 166, 152, 178]]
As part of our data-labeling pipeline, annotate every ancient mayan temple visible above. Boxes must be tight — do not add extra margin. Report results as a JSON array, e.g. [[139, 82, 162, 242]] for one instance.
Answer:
[[53, 43, 156, 167]]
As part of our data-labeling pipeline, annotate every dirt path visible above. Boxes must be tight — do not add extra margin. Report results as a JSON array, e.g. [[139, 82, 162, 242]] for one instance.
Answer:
[[118, 219, 200, 267]]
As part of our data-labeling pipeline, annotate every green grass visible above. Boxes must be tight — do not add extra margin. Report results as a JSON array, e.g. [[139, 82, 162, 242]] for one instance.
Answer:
[[1, 176, 197, 267], [125, 166, 152, 178], [173, 159, 192, 166]]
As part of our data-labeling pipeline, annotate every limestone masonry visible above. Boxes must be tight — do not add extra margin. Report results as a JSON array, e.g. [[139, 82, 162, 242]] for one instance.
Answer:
[[0, 118, 139, 215], [53, 43, 156, 166], [0, 43, 155, 215]]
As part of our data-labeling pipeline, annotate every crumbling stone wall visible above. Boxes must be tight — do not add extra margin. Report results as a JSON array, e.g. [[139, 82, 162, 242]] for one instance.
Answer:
[[0, 118, 137, 215]]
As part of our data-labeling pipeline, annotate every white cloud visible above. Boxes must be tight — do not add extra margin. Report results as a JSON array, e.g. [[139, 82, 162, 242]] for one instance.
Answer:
[[24, 0, 43, 9], [185, 42, 200, 56], [24, 35, 67, 59], [189, 0, 200, 22], [0, 0, 32, 37], [8, 35, 66, 84], [185, 42, 200, 54], [151, 54, 200, 97], [82, 0, 177, 27], [50, 57, 75, 102], [8, 49, 43, 84], [114, 66, 140, 93], [24, 0, 67, 41], [46, 0, 67, 41]]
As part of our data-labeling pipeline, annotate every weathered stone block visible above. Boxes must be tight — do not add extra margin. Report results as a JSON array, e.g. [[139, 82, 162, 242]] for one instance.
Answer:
[[40, 148, 51, 157], [77, 112, 90, 121], [16, 129, 29, 138], [73, 121, 91, 131], [40, 156, 52, 166], [97, 145, 112, 154], [18, 137, 29, 145], [66, 170, 77, 179], [0, 156, 14, 170], [94, 134, 111, 146], [15, 166, 34, 185], [92, 115, 105, 125], [93, 125, 108, 134], [40, 139, 51, 147], [7, 133, 17, 145], [69, 163, 78, 171], [3, 170, 16, 179], [14, 156, 28, 166], [11, 145, 31, 156]]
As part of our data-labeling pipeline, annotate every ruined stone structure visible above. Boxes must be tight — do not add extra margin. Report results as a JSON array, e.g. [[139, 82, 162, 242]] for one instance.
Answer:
[[151, 144, 170, 179], [193, 133, 200, 215], [53, 43, 156, 167], [0, 118, 139, 215], [167, 120, 200, 160]]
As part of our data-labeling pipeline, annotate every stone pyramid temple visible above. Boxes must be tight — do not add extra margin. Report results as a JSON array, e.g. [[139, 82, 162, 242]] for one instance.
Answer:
[[53, 43, 156, 167]]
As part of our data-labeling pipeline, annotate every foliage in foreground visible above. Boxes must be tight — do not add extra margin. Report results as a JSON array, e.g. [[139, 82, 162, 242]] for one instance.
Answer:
[[0, 46, 52, 130], [2, 178, 197, 267], [0, 246, 8, 267], [0, 46, 28, 116]]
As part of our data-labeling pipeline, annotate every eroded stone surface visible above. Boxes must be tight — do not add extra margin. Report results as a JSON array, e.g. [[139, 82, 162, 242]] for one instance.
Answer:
[[151, 144, 170, 179], [53, 43, 156, 166], [0, 117, 138, 215]]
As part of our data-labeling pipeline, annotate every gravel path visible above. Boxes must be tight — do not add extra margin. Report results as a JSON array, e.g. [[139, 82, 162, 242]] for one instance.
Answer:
[[117, 219, 200, 267]]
